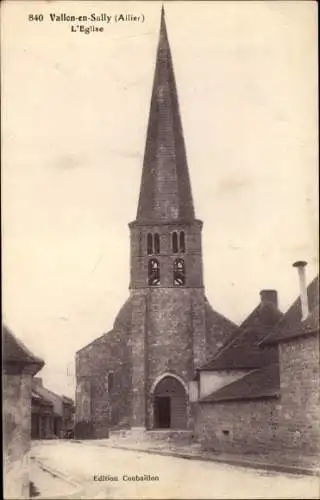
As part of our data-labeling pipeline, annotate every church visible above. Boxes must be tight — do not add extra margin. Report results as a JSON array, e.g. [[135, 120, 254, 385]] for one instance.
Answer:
[[75, 7, 237, 438], [75, 8, 319, 457]]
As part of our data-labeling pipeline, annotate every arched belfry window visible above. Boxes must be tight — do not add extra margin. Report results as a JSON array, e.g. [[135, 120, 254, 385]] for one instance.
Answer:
[[148, 259, 160, 286], [154, 233, 160, 254], [172, 231, 186, 253], [147, 233, 160, 255], [172, 232, 178, 253], [180, 231, 185, 253], [174, 259, 185, 286], [147, 233, 153, 255]]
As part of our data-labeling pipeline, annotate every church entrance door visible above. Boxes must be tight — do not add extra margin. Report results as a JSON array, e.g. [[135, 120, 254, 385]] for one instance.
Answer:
[[152, 375, 187, 429], [154, 396, 171, 428]]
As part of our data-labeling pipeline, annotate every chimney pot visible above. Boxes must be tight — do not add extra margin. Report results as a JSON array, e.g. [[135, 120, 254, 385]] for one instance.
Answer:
[[293, 260, 309, 320], [293, 260, 307, 268], [260, 290, 278, 307]]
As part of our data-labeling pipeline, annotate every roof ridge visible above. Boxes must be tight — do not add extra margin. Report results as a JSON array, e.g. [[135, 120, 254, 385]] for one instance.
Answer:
[[2, 324, 44, 366], [205, 298, 238, 328], [261, 274, 319, 344], [76, 329, 113, 353]]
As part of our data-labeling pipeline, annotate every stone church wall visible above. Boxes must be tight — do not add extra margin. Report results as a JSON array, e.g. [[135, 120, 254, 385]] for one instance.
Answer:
[[144, 287, 207, 429], [76, 328, 132, 436]]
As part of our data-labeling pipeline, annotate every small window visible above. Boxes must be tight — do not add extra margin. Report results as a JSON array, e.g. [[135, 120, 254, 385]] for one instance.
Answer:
[[174, 258, 185, 286], [172, 232, 178, 253], [222, 430, 230, 436], [154, 233, 160, 254], [179, 231, 185, 252], [147, 233, 153, 255], [148, 259, 160, 286], [107, 372, 114, 392]]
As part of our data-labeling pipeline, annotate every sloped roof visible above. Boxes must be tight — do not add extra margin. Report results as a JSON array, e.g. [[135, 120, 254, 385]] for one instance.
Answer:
[[76, 329, 114, 354], [200, 301, 282, 371], [136, 6, 195, 223], [263, 275, 319, 344], [62, 395, 74, 405], [199, 363, 280, 404], [2, 324, 44, 373], [32, 380, 64, 415], [77, 295, 135, 354], [32, 390, 53, 406], [205, 299, 238, 339]]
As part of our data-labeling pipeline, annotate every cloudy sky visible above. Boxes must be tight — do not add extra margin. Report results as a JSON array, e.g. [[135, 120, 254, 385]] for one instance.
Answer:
[[2, 1, 318, 397]]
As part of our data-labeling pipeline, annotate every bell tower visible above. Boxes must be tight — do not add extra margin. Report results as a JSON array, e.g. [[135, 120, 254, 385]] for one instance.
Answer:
[[129, 6, 204, 292], [127, 6, 207, 431]]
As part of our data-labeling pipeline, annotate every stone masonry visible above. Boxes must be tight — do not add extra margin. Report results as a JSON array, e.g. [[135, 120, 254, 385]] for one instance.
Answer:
[[75, 7, 236, 437]]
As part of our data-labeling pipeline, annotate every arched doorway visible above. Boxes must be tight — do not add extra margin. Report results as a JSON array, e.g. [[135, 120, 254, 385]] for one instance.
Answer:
[[152, 376, 187, 429]]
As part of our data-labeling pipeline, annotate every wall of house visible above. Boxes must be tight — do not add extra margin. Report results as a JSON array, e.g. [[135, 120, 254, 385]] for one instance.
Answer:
[[195, 397, 280, 454], [3, 373, 32, 499], [199, 370, 249, 399], [195, 334, 320, 457], [277, 334, 320, 453], [33, 383, 63, 416]]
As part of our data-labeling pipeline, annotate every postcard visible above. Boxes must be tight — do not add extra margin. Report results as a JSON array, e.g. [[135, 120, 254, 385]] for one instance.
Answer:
[[2, 1, 319, 499]]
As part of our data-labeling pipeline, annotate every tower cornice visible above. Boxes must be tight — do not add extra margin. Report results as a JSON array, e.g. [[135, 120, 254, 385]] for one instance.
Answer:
[[129, 219, 203, 230]]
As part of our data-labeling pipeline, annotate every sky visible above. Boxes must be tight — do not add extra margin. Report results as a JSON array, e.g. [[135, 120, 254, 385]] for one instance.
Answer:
[[2, 1, 318, 398]]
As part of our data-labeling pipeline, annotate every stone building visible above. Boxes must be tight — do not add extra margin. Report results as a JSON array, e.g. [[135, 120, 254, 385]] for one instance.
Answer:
[[3, 324, 44, 499], [263, 262, 319, 455], [194, 262, 319, 459], [75, 7, 236, 438], [31, 377, 75, 439], [31, 388, 54, 439]]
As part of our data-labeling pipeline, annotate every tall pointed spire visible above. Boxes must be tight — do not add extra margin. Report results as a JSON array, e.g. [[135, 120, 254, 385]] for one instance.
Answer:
[[136, 6, 195, 223]]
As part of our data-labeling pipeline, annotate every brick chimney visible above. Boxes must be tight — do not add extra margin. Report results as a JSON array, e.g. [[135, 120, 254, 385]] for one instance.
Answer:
[[260, 290, 278, 308], [33, 377, 43, 386], [293, 261, 309, 320]]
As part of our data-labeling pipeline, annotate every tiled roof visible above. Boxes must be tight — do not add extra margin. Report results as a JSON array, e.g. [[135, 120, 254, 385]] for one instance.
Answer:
[[205, 299, 238, 354], [76, 329, 114, 354], [263, 276, 319, 344], [62, 395, 74, 405], [199, 363, 280, 403], [2, 324, 44, 371], [199, 301, 282, 371], [32, 390, 53, 406]]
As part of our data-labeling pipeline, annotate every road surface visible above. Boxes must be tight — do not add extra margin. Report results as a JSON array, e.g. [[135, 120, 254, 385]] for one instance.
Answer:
[[31, 441, 319, 499]]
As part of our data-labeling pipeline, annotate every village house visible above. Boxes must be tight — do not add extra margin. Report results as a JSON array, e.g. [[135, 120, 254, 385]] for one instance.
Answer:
[[31, 377, 75, 439], [3, 324, 44, 499], [194, 262, 319, 461]]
